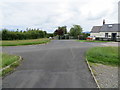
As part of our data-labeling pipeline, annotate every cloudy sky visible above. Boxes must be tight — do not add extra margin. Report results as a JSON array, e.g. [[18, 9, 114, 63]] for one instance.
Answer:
[[0, 0, 119, 33]]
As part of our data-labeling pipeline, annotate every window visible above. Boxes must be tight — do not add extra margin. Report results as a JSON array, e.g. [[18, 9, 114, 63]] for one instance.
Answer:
[[108, 25, 112, 28], [105, 33, 108, 38]]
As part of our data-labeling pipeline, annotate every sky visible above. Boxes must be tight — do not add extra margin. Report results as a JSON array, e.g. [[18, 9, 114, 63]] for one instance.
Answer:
[[0, 0, 119, 33]]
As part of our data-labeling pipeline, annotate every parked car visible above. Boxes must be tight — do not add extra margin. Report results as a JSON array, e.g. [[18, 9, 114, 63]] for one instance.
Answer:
[[86, 36, 95, 40], [49, 37, 52, 39], [49, 37, 54, 40]]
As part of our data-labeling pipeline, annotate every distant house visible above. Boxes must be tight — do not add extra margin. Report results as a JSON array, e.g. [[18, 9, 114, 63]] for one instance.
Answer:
[[90, 20, 120, 41]]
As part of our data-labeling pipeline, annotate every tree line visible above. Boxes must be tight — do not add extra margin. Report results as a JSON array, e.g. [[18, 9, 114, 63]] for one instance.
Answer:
[[1, 28, 49, 40], [1, 25, 90, 40]]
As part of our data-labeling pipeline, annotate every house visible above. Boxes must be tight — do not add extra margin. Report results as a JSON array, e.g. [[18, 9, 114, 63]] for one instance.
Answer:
[[90, 20, 120, 41]]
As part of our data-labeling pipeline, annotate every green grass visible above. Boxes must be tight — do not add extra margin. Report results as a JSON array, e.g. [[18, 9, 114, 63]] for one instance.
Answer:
[[1, 67, 13, 76], [1, 61, 20, 76], [1, 53, 19, 68], [1, 38, 50, 46], [77, 40, 112, 42], [86, 47, 118, 66], [0, 53, 20, 77]]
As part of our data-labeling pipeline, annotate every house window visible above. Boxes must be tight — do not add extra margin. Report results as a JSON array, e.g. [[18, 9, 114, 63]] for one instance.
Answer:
[[108, 25, 112, 28], [105, 33, 108, 38]]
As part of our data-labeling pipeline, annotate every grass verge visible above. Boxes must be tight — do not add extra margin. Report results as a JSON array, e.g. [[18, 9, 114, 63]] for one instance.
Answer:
[[1, 61, 20, 77], [1, 38, 50, 46], [0, 53, 21, 77], [2, 53, 19, 68], [86, 47, 118, 66], [77, 40, 112, 42]]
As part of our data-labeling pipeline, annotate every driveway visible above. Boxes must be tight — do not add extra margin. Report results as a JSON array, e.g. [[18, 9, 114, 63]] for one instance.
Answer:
[[2, 40, 110, 88]]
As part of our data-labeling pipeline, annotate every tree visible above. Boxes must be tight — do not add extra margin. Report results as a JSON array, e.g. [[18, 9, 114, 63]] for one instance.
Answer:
[[69, 25, 82, 39], [2, 29, 9, 40], [59, 26, 67, 34], [54, 26, 67, 39], [54, 30, 58, 36]]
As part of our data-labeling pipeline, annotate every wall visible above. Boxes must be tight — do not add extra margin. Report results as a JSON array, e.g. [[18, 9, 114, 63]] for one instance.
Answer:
[[90, 32, 120, 38]]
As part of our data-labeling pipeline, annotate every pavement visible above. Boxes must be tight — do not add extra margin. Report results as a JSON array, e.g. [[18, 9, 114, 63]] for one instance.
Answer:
[[2, 40, 117, 88]]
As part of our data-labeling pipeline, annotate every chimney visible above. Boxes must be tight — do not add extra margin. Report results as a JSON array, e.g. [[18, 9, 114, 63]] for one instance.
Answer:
[[103, 19, 105, 25]]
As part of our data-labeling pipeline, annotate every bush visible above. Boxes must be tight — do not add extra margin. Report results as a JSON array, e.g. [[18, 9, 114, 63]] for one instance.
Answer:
[[2, 29, 47, 40]]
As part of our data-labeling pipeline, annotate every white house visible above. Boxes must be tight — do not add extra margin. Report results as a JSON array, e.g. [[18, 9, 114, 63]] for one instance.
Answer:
[[90, 20, 120, 41]]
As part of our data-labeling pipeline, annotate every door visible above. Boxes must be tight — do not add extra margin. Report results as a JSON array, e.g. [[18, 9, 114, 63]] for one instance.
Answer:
[[111, 33, 117, 41]]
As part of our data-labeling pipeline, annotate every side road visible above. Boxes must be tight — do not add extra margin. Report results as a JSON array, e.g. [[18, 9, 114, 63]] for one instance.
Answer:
[[2, 40, 114, 88]]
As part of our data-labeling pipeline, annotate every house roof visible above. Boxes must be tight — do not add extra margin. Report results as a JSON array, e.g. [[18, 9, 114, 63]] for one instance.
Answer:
[[91, 26, 102, 33], [100, 24, 120, 32], [91, 24, 120, 33]]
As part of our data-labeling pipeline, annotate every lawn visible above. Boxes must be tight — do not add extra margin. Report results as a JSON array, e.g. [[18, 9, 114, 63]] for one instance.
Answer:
[[1, 38, 50, 46], [77, 40, 112, 42], [86, 47, 118, 66]]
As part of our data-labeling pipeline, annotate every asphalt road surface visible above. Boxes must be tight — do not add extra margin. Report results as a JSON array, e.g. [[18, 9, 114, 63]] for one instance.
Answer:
[[2, 40, 106, 88]]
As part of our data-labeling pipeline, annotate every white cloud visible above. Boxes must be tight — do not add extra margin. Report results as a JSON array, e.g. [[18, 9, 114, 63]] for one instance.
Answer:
[[0, 0, 119, 32]]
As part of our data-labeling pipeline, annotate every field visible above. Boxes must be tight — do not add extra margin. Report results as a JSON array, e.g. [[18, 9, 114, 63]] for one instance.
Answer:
[[86, 47, 118, 66], [1, 38, 50, 46]]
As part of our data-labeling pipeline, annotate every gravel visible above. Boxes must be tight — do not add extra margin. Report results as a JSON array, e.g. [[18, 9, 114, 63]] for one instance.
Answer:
[[90, 63, 118, 88]]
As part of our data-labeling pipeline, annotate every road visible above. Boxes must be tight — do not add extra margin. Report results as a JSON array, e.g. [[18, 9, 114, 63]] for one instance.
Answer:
[[2, 40, 108, 88]]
